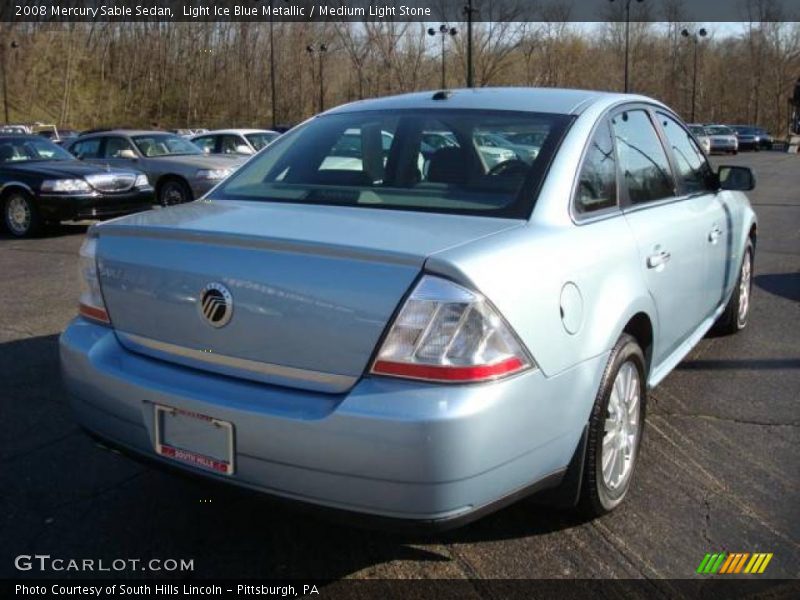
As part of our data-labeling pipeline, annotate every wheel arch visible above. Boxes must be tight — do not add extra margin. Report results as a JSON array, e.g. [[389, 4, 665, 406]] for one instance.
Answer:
[[0, 181, 36, 200], [621, 312, 654, 377], [155, 174, 192, 198], [600, 292, 658, 381]]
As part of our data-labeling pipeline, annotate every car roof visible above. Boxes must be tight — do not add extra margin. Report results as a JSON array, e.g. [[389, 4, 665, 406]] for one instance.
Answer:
[[324, 87, 661, 117], [0, 133, 44, 140], [192, 129, 278, 137], [77, 130, 174, 137]]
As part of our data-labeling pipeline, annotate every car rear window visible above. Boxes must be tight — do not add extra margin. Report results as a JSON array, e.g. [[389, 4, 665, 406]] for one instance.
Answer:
[[212, 109, 572, 218]]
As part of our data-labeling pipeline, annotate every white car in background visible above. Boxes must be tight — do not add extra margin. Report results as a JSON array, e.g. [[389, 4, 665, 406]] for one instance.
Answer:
[[687, 124, 712, 155], [191, 129, 281, 156]]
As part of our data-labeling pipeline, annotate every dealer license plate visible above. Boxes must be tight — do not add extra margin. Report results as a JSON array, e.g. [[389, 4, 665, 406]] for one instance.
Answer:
[[153, 404, 234, 475]]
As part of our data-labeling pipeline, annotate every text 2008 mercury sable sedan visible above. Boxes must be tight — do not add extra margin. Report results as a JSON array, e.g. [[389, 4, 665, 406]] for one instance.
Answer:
[[60, 88, 757, 528]]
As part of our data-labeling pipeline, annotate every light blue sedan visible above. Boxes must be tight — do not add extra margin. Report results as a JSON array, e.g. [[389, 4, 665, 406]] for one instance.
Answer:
[[60, 88, 757, 528]]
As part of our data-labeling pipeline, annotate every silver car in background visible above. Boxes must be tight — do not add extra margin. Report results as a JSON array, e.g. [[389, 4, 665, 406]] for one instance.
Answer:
[[61, 89, 757, 528], [704, 124, 739, 154], [66, 130, 246, 205], [191, 129, 281, 156]]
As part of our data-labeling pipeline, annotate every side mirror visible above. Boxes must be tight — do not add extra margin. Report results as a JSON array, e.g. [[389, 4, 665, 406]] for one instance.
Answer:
[[235, 145, 254, 155], [717, 165, 755, 191], [119, 149, 138, 160]]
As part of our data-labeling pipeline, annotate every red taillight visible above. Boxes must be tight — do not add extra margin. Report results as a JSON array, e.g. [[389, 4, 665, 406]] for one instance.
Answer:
[[78, 234, 110, 326], [372, 356, 525, 382], [370, 276, 533, 384], [79, 302, 110, 324]]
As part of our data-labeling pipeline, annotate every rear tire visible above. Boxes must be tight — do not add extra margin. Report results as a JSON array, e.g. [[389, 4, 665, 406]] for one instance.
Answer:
[[714, 241, 753, 335], [578, 334, 646, 518], [3, 190, 42, 238]]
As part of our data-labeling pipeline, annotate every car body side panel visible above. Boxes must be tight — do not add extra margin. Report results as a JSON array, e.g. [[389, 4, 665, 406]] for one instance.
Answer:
[[426, 216, 654, 385], [720, 190, 757, 301], [622, 199, 710, 366]]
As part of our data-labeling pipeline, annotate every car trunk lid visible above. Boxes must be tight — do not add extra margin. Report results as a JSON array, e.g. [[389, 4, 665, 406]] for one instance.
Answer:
[[96, 201, 523, 392]]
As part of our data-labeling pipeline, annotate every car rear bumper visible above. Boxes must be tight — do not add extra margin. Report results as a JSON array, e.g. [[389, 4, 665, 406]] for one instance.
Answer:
[[38, 188, 154, 221], [60, 319, 605, 526]]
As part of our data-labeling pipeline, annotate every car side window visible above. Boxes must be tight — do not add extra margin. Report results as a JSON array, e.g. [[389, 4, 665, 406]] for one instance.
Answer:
[[611, 109, 676, 205], [193, 136, 216, 153], [70, 138, 101, 159], [102, 137, 135, 159], [220, 135, 248, 155], [575, 119, 617, 214], [656, 112, 715, 194]]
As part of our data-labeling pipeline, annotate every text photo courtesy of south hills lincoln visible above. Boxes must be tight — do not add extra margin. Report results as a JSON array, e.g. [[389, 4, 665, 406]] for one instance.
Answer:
[[0, 0, 799, 593]]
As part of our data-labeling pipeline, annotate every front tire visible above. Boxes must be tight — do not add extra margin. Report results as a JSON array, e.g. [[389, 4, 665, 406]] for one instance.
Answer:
[[158, 178, 192, 206], [3, 190, 42, 238], [714, 240, 753, 335], [578, 334, 646, 517]]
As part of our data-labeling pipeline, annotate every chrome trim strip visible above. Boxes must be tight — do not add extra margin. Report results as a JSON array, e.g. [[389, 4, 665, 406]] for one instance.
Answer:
[[116, 331, 357, 394]]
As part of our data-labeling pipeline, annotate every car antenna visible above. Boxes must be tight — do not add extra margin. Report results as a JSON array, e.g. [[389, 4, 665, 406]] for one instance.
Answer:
[[432, 90, 453, 101]]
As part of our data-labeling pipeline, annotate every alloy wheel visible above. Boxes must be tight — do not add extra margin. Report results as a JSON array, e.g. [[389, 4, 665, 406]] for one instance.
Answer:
[[6, 195, 32, 235], [738, 250, 752, 326], [602, 361, 641, 491]]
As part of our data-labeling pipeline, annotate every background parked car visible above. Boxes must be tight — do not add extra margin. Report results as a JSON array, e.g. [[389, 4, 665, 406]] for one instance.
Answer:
[[191, 129, 281, 156], [754, 127, 774, 150], [172, 128, 208, 138], [687, 124, 712, 154], [0, 134, 153, 237], [0, 125, 32, 134], [65, 130, 245, 206], [731, 125, 763, 151], [703, 124, 738, 154], [35, 125, 79, 146]]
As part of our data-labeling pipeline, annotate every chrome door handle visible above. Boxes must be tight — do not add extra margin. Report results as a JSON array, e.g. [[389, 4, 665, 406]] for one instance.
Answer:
[[708, 226, 722, 244], [647, 251, 671, 269]]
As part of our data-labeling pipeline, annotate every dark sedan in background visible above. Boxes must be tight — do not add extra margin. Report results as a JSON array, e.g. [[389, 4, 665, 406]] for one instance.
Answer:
[[0, 135, 153, 238], [731, 125, 774, 151]]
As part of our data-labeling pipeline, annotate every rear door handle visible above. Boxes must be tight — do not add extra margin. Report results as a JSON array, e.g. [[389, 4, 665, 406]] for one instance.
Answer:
[[708, 225, 723, 244], [647, 251, 671, 269]]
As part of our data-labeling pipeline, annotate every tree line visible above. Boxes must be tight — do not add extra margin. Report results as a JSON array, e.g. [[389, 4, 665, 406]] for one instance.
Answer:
[[1, 17, 798, 135]]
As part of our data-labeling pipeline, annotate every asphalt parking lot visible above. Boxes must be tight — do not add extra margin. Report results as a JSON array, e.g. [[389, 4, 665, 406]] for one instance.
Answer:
[[1, 152, 798, 582]]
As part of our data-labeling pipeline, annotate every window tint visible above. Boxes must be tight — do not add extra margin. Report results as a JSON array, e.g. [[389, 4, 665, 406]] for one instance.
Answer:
[[611, 109, 675, 205], [102, 137, 135, 159], [0, 137, 73, 162], [193, 136, 216, 153], [220, 135, 251, 155], [71, 138, 101, 159], [575, 120, 617, 214], [132, 134, 202, 157], [214, 109, 570, 218], [657, 112, 715, 194], [245, 132, 280, 150]]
